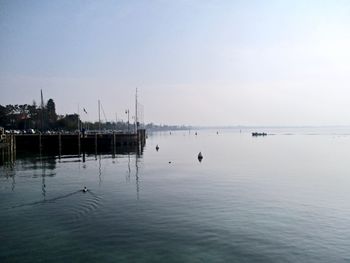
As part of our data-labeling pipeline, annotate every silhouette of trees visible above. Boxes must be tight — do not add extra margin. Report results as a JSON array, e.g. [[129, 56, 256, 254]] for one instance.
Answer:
[[46, 99, 57, 129], [0, 98, 185, 132], [0, 100, 46, 130]]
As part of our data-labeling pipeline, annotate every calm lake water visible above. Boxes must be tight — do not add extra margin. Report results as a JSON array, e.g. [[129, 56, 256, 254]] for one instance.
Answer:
[[1, 128, 350, 262]]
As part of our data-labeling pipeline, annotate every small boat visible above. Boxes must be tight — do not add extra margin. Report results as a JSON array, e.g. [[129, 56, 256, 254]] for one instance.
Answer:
[[252, 132, 267, 137]]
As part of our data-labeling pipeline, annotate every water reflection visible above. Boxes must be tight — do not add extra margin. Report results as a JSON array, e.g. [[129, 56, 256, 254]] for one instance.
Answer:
[[40, 154, 46, 198], [42, 175, 46, 197], [82, 152, 87, 169], [2, 164, 17, 191], [9, 190, 82, 209], [135, 153, 140, 200], [126, 153, 131, 182], [1, 148, 144, 200], [98, 154, 102, 186], [11, 173, 15, 191], [123, 151, 142, 199], [0, 152, 59, 193]]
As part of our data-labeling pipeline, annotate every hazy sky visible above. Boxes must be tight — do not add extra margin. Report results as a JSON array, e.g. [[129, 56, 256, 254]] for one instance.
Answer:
[[1, 0, 350, 126]]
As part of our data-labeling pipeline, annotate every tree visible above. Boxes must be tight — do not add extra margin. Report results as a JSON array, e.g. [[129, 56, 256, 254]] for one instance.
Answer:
[[46, 98, 57, 128]]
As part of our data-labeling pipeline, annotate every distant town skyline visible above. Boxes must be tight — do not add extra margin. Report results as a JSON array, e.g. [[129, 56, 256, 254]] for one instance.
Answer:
[[1, 0, 350, 126]]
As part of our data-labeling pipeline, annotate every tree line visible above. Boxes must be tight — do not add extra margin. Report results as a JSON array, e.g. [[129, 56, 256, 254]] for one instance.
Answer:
[[0, 99, 59, 131], [0, 99, 134, 131], [0, 99, 189, 132]]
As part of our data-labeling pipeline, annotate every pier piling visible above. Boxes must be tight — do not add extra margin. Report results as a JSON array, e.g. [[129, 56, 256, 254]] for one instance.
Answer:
[[78, 132, 81, 156], [58, 133, 62, 158]]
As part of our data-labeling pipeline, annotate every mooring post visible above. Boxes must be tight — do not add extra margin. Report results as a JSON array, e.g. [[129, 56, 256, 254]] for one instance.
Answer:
[[10, 134, 13, 153], [7, 140, 9, 163], [7, 143, 9, 163], [95, 133, 98, 155], [58, 133, 62, 159], [78, 132, 81, 157], [112, 131, 116, 158], [10, 135, 14, 164], [13, 134, 16, 152], [39, 133, 42, 152]]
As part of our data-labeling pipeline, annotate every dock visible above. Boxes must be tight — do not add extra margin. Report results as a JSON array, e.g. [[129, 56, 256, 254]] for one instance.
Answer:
[[0, 129, 146, 163]]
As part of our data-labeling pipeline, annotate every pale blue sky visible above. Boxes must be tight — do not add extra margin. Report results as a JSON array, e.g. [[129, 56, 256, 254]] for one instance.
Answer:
[[1, 0, 350, 125]]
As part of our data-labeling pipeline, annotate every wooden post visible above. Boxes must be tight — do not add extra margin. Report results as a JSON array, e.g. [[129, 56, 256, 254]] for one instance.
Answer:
[[95, 133, 98, 155], [13, 134, 16, 152], [7, 142, 9, 163], [112, 131, 116, 158], [78, 132, 81, 157], [39, 133, 42, 152], [10, 135, 13, 153], [58, 133, 62, 158], [10, 135, 14, 164]]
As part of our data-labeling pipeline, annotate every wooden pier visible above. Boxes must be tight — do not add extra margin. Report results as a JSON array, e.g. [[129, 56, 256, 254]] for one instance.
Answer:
[[0, 129, 146, 159], [0, 133, 16, 165]]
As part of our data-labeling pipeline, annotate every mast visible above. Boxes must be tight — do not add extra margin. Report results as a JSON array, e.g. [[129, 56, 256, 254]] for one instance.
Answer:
[[135, 88, 138, 133], [77, 104, 80, 131], [115, 113, 118, 130], [40, 89, 44, 131], [98, 100, 101, 132], [125, 109, 130, 134]]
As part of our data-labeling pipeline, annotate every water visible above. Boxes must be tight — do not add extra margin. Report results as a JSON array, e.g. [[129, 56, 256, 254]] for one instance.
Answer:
[[1, 128, 350, 262]]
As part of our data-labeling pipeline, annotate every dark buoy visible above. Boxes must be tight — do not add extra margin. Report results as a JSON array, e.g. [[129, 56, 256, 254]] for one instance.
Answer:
[[83, 186, 87, 193], [156, 145, 159, 151], [198, 152, 203, 162]]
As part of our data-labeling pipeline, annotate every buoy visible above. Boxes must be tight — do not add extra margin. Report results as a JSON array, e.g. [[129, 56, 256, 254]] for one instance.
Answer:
[[198, 152, 203, 161], [156, 145, 159, 151]]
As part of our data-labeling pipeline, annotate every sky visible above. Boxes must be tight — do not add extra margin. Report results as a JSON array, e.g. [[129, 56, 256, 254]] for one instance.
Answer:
[[1, 0, 350, 126]]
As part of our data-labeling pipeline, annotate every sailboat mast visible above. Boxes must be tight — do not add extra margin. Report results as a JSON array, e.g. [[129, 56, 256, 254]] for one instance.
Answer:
[[98, 100, 101, 132], [115, 113, 118, 130], [77, 104, 80, 131], [40, 89, 44, 131], [135, 88, 138, 133]]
